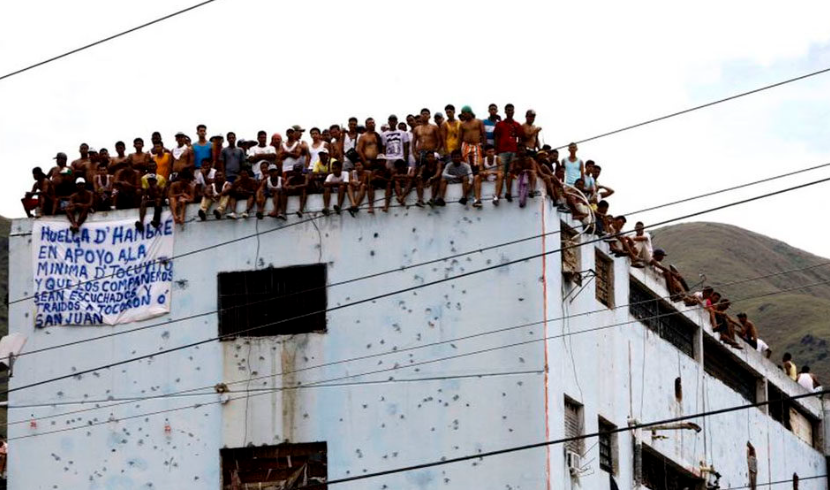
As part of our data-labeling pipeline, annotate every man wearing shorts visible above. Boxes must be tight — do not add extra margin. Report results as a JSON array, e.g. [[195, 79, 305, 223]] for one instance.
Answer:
[[473, 144, 504, 207], [504, 149, 537, 204], [411, 108, 442, 167], [438, 149, 472, 206], [381, 115, 410, 168], [283, 163, 309, 217], [418, 152, 443, 206], [256, 164, 284, 220], [322, 160, 355, 216], [460, 106, 486, 169], [494, 103, 522, 173]]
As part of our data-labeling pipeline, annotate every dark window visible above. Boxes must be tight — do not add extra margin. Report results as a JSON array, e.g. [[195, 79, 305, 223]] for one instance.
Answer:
[[595, 250, 614, 307], [598, 418, 616, 474], [561, 223, 582, 285], [564, 397, 584, 455], [641, 445, 702, 490], [221, 442, 327, 489], [629, 278, 696, 358], [703, 336, 757, 403], [768, 383, 818, 447], [218, 264, 327, 337]]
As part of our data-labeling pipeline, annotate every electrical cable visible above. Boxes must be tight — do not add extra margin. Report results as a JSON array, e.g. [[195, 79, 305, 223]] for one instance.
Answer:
[[722, 474, 826, 489], [9, 275, 830, 437], [11, 156, 830, 311], [0, 0, 220, 82], [6, 174, 829, 397], [558, 66, 830, 149]]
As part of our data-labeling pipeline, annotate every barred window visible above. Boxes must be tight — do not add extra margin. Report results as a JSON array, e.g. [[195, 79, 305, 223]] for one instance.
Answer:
[[598, 418, 616, 474], [641, 445, 702, 490], [703, 336, 757, 403], [561, 223, 581, 285], [595, 250, 614, 307], [629, 278, 696, 358], [218, 264, 327, 337], [564, 397, 584, 455]]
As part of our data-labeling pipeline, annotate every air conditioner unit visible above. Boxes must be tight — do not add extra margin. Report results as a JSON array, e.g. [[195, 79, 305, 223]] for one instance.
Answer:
[[565, 450, 582, 476]]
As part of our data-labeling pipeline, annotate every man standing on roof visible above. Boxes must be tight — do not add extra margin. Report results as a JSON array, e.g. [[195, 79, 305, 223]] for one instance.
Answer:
[[221, 132, 245, 183], [192, 124, 212, 170], [494, 103, 522, 173], [459, 106, 486, 168], [412, 108, 442, 167], [441, 104, 462, 161], [279, 126, 307, 176], [126, 138, 152, 175], [71, 143, 91, 181], [522, 109, 542, 151], [357, 118, 381, 164], [171, 132, 194, 178], [247, 130, 278, 180], [483, 103, 500, 147], [381, 115, 409, 169]]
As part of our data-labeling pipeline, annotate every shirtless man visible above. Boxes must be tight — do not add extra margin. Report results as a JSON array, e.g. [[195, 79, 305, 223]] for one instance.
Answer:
[[329, 124, 344, 164], [736, 313, 759, 349], [22, 167, 53, 217], [350, 160, 371, 212], [113, 162, 141, 209], [126, 138, 152, 175], [168, 170, 195, 227], [459, 106, 486, 168], [66, 178, 94, 233], [521, 109, 542, 151], [171, 132, 194, 177], [136, 173, 165, 232], [357, 118, 381, 164], [411, 108, 442, 167], [71, 143, 92, 184], [47, 152, 68, 180], [109, 141, 129, 174]]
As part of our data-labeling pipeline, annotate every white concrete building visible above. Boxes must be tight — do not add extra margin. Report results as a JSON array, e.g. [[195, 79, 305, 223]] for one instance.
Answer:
[[6, 185, 829, 489]]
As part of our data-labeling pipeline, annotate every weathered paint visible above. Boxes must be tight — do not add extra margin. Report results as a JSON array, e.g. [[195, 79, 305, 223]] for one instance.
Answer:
[[7, 184, 827, 489]]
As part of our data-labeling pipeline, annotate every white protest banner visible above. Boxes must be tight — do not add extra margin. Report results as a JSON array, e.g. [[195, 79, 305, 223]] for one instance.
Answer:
[[32, 213, 175, 327]]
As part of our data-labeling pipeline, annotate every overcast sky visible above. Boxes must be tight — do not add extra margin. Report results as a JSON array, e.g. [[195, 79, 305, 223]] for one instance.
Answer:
[[1, 1, 829, 258]]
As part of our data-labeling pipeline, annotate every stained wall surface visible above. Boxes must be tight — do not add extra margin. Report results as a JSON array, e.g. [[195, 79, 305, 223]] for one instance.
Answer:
[[6, 184, 828, 489]]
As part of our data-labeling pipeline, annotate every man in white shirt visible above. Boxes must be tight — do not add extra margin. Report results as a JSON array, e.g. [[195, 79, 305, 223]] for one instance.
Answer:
[[322, 160, 355, 216], [631, 221, 653, 263], [247, 130, 277, 180], [381, 114, 410, 169]]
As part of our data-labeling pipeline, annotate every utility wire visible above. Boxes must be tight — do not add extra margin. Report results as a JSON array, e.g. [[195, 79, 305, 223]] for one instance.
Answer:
[[0, 0, 219, 82], [9, 260, 828, 427], [5, 175, 830, 397], [560, 66, 830, 149], [723, 474, 826, 490], [292, 388, 830, 489], [10, 275, 830, 437], [11, 158, 830, 363]]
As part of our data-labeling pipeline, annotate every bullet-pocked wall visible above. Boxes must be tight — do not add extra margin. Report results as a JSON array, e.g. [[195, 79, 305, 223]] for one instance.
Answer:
[[7, 183, 828, 490], [7, 185, 559, 490]]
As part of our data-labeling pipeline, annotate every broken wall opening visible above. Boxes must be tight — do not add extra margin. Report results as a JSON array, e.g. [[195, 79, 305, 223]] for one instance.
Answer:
[[221, 442, 327, 489]]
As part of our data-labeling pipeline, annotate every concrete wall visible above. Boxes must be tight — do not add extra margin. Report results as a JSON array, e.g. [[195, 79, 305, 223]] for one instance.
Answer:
[[6, 184, 827, 489]]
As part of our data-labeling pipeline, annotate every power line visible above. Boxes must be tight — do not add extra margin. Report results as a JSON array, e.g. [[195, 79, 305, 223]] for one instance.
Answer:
[[11, 157, 830, 360], [561, 66, 830, 149], [10, 275, 830, 437], [0, 0, 219, 82], [10, 259, 827, 428], [6, 175, 830, 397], [293, 387, 830, 489], [723, 474, 826, 490]]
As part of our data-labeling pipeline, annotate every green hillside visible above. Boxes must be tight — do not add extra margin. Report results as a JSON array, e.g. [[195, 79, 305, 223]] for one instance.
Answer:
[[652, 222, 830, 381]]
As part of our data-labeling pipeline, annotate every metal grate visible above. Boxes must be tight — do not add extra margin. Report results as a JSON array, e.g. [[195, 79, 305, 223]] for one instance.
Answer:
[[703, 336, 757, 403], [641, 446, 702, 490], [629, 278, 695, 358], [598, 418, 615, 473], [595, 250, 614, 307], [564, 398, 584, 455], [561, 223, 580, 275], [218, 264, 327, 337]]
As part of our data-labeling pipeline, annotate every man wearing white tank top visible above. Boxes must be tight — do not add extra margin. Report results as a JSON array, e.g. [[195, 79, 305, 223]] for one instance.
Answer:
[[307, 127, 330, 170], [560, 142, 584, 186], [279, 126, 308, 175], [343, 117, 360, 168]]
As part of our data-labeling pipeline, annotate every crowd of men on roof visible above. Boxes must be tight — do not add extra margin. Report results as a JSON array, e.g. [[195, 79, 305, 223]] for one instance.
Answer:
[[17, 103, 824, 390]]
